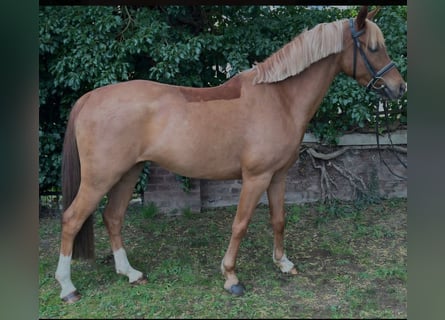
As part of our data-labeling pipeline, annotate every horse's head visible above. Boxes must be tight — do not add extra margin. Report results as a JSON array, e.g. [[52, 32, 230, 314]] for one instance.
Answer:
[[341, 6, 407, 100]]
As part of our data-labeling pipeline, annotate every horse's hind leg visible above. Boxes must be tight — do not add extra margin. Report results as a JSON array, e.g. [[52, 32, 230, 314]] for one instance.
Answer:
[[102, 163, 147, 284], [55, 159, 139, 302], [267, 175, 298, 275], [55, 183, 111, 303]]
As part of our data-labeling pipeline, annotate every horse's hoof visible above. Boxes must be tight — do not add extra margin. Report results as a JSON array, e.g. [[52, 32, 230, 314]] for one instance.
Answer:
[[225, 283, 246, 296], [61, 290, 81, 303], [289, 267, 298, 275], [130, 275, 148, 286]]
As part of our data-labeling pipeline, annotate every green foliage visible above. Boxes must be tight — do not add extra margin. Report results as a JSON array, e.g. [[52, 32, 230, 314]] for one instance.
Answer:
[[135, 162, 150, 198], [182, 207, 194, 218], [39, 127, 62, 192], [175, 175, 192, 193], [141, 201, 159, 219], [39, 5, 407, 193], [286, 205, 302, 224]]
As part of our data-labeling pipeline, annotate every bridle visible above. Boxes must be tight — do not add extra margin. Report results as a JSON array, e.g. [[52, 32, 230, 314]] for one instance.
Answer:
[[349, 18, 396, 92], [350, 18, 407, 180]]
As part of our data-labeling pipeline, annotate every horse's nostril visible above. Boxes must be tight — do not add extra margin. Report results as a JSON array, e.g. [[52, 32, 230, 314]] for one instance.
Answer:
[[396, 83, 407, 98], [400, 83, 407, 95]]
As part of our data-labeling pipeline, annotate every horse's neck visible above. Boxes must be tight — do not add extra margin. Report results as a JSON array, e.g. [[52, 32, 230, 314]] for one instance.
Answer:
[[277, 54, 342, 124]]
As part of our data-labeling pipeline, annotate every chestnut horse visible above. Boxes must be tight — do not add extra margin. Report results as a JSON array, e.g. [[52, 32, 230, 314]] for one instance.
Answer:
[[55, 6, 406, 302]]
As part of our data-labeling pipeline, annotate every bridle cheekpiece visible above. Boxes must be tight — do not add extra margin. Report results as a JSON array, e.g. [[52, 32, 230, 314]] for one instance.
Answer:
[[349, 18, 396, 92]]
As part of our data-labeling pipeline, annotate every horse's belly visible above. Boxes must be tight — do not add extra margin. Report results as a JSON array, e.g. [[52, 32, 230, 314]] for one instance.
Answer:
[[148, 143, 243, 180]]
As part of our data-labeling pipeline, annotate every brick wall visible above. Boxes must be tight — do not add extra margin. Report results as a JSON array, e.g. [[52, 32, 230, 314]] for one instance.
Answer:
[[145, 165, 201, 214]]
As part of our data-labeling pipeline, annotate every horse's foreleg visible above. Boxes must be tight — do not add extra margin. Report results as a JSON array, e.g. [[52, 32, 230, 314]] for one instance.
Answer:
[[55, 185, 106, 303], [267, 177, 298, 275], [102, 163, 147, 284], [221, 173, 272, 296]]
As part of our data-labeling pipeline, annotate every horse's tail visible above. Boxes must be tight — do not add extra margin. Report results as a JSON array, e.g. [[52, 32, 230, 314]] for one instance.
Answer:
[[61, 94, 95, 260]]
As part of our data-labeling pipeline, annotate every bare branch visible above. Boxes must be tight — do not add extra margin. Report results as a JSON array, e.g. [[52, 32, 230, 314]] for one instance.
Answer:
[[306, 147, 350, 160]]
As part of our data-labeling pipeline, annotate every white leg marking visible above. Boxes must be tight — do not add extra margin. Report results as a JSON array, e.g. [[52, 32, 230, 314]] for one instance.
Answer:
[[113, 248, 143, 283], [273, 252, 295, 273], [55, 254, 77, 298]]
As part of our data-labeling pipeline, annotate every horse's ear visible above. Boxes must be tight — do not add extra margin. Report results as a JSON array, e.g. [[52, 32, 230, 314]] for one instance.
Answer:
[[356, 6, 368, 30], [367, 6, 381, 21]]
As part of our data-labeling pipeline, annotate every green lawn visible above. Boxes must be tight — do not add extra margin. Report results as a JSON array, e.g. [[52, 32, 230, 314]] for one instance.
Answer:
[[39, 198, 407, 318]]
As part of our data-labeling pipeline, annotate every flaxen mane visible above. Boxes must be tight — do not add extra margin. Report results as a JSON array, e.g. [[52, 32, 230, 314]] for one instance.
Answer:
[[253, 18, 385, 84]]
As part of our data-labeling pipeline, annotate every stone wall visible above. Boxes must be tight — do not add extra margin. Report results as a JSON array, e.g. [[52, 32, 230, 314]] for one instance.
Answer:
[[144, 132, 407, 214]]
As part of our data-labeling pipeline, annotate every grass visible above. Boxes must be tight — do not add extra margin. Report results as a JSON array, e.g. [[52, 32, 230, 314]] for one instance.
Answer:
[[39, 198, 407, 318]]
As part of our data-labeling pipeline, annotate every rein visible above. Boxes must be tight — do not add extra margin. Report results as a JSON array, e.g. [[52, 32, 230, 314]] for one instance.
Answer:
[[349, 18, 396, 92], [374, 100, 407, 180]]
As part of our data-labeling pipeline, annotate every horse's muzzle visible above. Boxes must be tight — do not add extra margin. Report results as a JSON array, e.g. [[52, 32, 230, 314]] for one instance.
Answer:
[[379, 82, 407, 100]]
